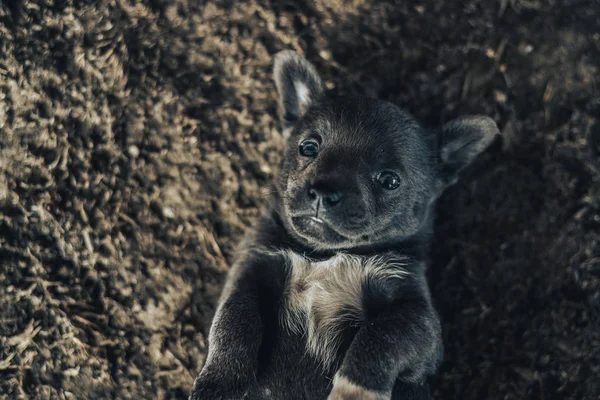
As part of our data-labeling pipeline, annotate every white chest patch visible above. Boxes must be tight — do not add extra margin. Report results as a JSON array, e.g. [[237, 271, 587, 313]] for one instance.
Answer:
[[279, 251, 410, 368]]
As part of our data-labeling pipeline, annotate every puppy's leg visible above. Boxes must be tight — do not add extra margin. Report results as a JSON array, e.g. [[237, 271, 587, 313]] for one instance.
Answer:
[[190, 254, 283, 400], [328, 379, 433, 400], [328, 375, 391, 400], [328, 276, 441, 400]]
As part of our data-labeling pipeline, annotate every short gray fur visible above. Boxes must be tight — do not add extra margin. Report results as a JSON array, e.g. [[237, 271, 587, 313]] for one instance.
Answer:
[[190, 51, 499, 400]]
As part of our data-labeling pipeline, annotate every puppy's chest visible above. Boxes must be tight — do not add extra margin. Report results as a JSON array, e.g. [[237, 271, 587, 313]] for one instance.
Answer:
[[279, 251, 409, 368]]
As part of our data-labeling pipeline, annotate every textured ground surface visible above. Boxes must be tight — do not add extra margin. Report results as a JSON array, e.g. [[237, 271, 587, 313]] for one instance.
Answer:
[[1, 0, 600, 399]]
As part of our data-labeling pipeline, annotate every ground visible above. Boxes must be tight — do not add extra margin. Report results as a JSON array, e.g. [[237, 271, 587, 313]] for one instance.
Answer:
[[0, 0, 599, 399]]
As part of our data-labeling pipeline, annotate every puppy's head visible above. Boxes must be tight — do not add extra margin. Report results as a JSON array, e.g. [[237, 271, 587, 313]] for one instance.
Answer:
[[273, 51, 499, 251]]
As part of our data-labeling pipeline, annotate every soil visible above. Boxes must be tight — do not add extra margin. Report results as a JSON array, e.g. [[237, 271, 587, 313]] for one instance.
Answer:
[[1, 0, 599, 399]]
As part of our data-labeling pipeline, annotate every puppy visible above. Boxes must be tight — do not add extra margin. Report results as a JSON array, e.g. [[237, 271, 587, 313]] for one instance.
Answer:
[[190, 51, 499, 400]]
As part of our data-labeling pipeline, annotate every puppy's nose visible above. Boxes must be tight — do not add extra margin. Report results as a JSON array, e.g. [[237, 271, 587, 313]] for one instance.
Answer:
[[308, 186, 343, 207]]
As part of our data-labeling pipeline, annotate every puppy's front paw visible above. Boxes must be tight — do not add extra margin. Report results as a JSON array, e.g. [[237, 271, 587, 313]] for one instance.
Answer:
[[189, 375, 249, 400], [327, 375, 391, 400]]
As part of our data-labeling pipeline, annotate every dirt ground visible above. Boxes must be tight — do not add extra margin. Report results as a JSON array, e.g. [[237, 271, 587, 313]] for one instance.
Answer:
[[1, 0, 599, 399]]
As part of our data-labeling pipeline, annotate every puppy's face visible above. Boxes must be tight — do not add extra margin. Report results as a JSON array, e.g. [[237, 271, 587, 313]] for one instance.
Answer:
[[273, 52, 499, 250], [279, 97, 434, 249]]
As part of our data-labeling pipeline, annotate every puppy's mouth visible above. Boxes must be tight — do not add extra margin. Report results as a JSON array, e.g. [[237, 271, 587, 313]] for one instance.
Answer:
[[308, 216, 324, 224], [290, 215, 349, 245]]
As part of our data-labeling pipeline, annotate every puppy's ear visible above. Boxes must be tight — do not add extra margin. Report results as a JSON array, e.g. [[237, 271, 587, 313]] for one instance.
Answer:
[[273, 51, 324, 134], [437, 116, 499, 189]]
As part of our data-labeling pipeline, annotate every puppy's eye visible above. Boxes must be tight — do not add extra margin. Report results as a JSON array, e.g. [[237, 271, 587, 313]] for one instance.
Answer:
[[299, 140, 319, 157], [376, 171, 400, 190]]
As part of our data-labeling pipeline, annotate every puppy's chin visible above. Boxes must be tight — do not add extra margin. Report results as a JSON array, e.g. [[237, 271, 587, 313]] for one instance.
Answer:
[[289, 215, 350, 249]]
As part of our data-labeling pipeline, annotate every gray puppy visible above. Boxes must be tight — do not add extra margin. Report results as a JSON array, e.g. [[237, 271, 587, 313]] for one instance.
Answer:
[[190, 51, 499, 400]]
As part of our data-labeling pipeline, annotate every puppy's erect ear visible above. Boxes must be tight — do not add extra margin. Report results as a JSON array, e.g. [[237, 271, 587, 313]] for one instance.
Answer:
[[437, 116, 500, 188], [273, 51, 325, 133]]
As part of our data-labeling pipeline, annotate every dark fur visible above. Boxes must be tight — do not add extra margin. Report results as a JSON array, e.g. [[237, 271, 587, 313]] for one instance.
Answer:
[[190, 51, 499, 400]]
